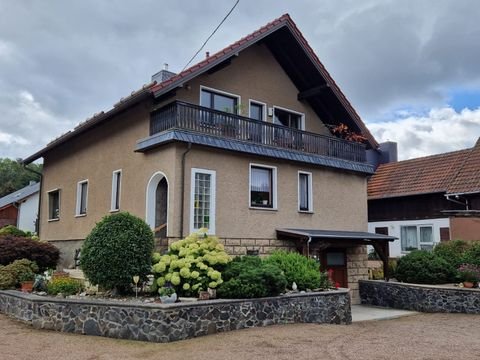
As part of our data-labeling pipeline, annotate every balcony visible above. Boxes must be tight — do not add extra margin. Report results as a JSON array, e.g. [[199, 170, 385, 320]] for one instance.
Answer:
[[148, 101, 366, 163]]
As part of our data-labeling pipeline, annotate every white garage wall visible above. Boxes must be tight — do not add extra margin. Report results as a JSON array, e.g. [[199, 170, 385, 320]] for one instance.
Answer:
[[17, 193, 39, 233]]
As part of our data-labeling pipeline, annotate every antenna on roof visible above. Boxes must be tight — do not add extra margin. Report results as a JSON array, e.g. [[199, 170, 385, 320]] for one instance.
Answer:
[[181, 0, 240, 72]]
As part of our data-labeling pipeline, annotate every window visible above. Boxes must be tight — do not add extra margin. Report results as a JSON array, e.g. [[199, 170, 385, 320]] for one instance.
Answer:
[[250, 164, 277, 209], [273, 107, 303, 129], [48, 190, 60, 220], [249, 100, 265, 121], [298, 171, 313, 212], [76, 180, 88, 216], [200, 87, 239, 113], [401, 225, 434, 252], [190, 168, 216, 234], [111, 170, 122, 211]]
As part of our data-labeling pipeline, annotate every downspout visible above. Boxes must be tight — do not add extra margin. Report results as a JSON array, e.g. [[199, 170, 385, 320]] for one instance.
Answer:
[[445, 194, 469, 210], [180, 143, 192, 239], [306, 236, 312, 258], [22, 163, 43, 236]]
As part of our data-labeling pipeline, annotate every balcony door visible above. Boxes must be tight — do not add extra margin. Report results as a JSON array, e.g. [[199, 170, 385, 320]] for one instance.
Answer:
[[273, 107, 303, 130], [200, 87, 239, 113]]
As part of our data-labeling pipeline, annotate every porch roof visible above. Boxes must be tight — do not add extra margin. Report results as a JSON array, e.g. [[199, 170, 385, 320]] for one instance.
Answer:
[[276, 228, 396, 242]]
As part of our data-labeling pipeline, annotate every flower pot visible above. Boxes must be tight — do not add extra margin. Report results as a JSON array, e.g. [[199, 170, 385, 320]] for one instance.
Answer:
[[21, 281, 34, 293], [463, 281, 474, 288], [159, 293, 177, 304], [198, 291, 210, 300]]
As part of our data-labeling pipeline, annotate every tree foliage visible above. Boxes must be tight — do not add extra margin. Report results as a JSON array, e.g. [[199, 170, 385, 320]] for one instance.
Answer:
[[0, 158, 42, 197]]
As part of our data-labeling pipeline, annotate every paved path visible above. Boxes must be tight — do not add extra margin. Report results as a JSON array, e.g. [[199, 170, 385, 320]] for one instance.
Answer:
[[1, 312, 480, 360], [351, 304, 418, 322]]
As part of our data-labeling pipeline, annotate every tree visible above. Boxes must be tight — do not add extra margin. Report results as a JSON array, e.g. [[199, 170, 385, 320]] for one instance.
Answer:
[[0, 158, 42, 197]]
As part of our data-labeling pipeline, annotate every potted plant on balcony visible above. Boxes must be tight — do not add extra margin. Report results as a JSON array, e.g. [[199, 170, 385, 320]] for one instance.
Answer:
[[327, 123, 367, 144]]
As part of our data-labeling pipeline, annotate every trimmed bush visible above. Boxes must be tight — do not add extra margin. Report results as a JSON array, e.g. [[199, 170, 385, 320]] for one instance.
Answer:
[[0, 225, 30, 237], [151, 230, 231, 297], [462, 242, 480, 266], [433, 240, 471, 269], [264, 250, 328, 290], [47, 277, 84, 296], [80, 212, 154, 292], [395, 250, 456, 284], [217, 256, 287, 298], [0, 259, 39, 289], [0, 235, 59, 270]]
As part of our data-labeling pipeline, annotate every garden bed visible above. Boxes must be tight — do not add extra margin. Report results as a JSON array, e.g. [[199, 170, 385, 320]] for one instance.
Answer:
[[359, 280, 480, 314], [0, 288, 351, 343]]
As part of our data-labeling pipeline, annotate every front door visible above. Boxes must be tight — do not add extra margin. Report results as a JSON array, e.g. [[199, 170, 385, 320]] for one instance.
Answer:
[[320, 249, 348, 288]]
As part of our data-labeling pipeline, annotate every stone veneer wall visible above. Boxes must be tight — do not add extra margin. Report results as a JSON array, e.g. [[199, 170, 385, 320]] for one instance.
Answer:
[[346, 246, 369, 305], [359, 280, 480, 314], [0, 289, 351, 343]]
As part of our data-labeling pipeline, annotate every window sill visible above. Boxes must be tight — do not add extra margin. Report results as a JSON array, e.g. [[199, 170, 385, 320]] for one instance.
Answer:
[[298, 210, 314, 214], [110, 209, 120, 213], [75, 214, 87, 218], [249, 206, 277, 212], [48, 218, 60, 222]]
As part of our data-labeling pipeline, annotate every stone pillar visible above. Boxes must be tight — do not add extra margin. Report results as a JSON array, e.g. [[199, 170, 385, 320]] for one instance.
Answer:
[[346, 245, 369, 304]]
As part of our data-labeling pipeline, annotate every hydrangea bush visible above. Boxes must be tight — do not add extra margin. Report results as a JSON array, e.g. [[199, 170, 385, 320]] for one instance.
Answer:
[[151, 229, 231, 297]]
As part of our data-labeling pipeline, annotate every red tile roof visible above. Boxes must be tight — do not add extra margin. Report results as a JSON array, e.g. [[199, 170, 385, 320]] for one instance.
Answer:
[[368, 140, 480, 199]]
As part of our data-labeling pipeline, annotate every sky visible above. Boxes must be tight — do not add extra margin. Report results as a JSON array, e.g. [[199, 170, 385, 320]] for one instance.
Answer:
[[1, 0, 480, 161]]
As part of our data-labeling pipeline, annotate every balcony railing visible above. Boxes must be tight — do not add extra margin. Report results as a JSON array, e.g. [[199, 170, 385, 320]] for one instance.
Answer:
[[150, 101, 366, 163]]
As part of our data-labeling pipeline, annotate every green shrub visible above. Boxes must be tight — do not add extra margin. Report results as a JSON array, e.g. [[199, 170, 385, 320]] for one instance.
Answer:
[[0, 259, 39, 289], [151, 230, 231, 297], [0, 225, 29, 237], [433, 240, 471, 268], [79, 212, 154, 292], [217, 256, 287, 298], [395, 250, 456, 284], [47, 277, 84, 296], [462, 242, 480, 266], [264, 250, 327, 290], [0, 235, 59, 270]]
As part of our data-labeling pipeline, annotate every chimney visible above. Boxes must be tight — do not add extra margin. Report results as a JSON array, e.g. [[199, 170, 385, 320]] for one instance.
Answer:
[[151, 63, 177, 84]]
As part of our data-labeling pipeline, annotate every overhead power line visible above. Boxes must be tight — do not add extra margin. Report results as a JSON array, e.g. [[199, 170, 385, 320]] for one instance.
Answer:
[[181, 0, 240, 72]]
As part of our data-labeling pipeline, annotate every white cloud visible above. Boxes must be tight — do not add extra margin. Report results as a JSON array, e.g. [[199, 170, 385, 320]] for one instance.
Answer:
[[368, 107, 480, 160]]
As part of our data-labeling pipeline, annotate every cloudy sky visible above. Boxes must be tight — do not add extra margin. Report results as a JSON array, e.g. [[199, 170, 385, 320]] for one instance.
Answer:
[[1, 0, 480, 161]]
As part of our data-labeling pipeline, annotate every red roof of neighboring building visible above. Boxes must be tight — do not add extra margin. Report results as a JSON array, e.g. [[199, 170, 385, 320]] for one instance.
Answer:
[[368, 139, 480, 199]]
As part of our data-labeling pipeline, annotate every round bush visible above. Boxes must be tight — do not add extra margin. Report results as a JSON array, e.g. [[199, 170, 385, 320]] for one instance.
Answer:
[[79, 212, 154, 292], [395, 250, 456, 284], [217, 256, 287, 298], [0, 225, 29, 237], [264, 250, 324, 290], [433, 240, 471, 269], [0, 235, 59, 271], [0, 259, 39, 289], [462, 242, 480, 266]]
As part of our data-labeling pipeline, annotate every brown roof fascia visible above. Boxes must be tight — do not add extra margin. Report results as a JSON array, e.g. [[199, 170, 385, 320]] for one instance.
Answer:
[[22, 83, 155, 164]]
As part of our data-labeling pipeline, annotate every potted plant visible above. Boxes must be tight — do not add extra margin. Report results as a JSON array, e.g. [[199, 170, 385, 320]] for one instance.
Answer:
[[158, 286, 177, 304], [458, 264, 480, 288], [18, 272, 35, 293]]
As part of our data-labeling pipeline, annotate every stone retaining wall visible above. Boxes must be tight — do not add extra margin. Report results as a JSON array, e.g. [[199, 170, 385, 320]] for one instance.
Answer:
[[359, 280, 480, 314], [0, 289, 351, 343]]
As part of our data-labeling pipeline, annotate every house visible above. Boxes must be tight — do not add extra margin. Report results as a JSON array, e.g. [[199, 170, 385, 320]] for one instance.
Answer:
[[22, 14, 394, 303], [0, 181, 40, 232], [368, 138, 480, 257]]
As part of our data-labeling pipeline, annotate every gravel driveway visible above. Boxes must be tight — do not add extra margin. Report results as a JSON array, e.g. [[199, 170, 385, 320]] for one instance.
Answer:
[[1, 313, 479, 360]]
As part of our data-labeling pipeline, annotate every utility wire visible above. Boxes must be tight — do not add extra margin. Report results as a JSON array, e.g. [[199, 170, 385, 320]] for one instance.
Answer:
[[181, 0, 240, 72]]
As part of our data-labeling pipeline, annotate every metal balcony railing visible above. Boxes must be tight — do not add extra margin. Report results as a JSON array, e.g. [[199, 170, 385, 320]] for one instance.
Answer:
[[150, 101, 366, 163]]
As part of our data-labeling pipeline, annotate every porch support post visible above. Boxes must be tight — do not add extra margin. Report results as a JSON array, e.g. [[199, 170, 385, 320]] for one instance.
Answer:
[[371, 241, 390, 281]]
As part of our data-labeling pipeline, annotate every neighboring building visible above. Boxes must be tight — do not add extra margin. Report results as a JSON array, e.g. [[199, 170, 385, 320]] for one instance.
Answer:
[[0, 181, 40, 233], [23, 14, 393, 303], [368, 139, 480, 257]]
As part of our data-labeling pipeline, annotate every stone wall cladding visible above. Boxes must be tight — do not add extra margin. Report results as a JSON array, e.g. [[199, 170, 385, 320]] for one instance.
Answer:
[[360, 280, 480, 314], [346, 246, 368, 305], [0, 289, 351, 343]]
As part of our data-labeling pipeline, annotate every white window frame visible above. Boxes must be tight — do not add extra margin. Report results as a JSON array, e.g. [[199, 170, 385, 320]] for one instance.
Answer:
[[400, 224, 434, 252], [190, 168, 216, 235], [298, 171, 313, 213], [47, 188, 61, 221], [272, 105, 305, 130], [110, 169, 122, 212], [248, 99, 267, 121], [75, 180, 89, 217], [249, 163, 278, 210], [199, 85, 242, 114]]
